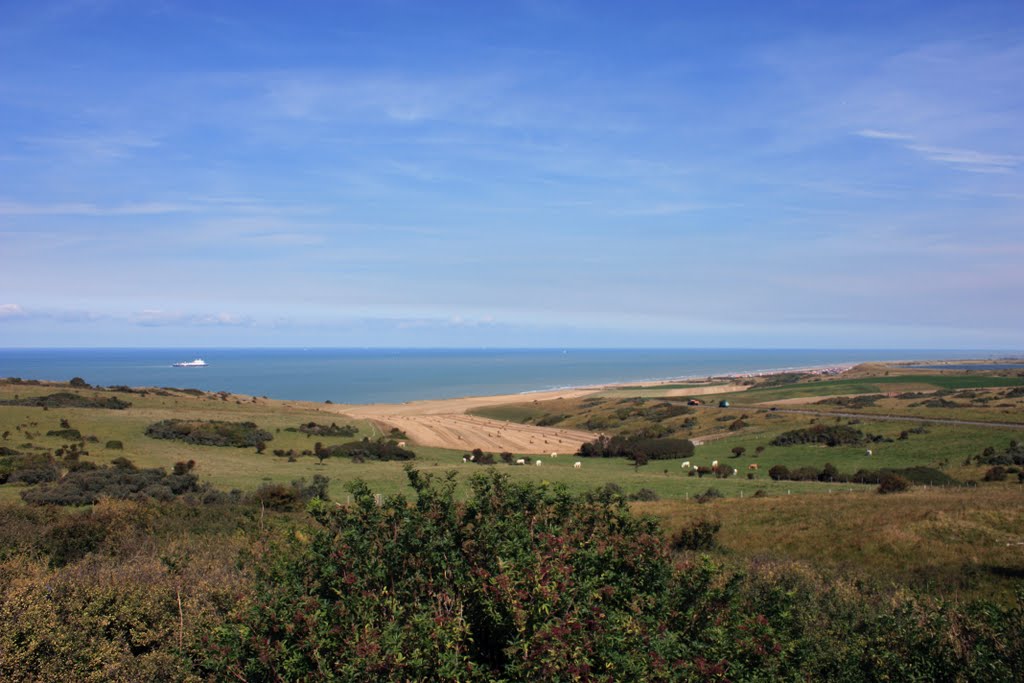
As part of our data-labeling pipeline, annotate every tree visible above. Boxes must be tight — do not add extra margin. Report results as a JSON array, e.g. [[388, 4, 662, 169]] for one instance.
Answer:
[[730, 446, 746, 458], [632, 451, 649, 471]]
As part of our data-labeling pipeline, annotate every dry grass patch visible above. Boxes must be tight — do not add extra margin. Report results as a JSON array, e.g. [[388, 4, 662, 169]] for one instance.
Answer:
[[635, 485, 1024, 602]]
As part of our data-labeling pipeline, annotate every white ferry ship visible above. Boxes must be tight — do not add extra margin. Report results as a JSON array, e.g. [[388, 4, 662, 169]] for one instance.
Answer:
[[172, 358, 207, 368]]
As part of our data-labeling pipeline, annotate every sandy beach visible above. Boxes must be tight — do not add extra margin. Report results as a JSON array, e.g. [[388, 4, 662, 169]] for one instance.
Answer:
[[332, 379, 754, 454]]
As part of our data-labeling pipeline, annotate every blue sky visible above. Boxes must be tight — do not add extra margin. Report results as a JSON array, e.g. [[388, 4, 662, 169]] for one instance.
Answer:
[[1, 0, 1022, 348]]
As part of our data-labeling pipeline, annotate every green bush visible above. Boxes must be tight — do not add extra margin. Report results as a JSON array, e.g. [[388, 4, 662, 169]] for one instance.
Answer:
[[144, 420, 272, 448], [46, 428, 82, 440], [322, 438, 415, 462], [105, 440, 124, 450], [0, 392, 130, 410], [771, 424, 864, 447], [297, 421, 358, 437], [578, 434, 695, 460], [20, 459, 211, 506]]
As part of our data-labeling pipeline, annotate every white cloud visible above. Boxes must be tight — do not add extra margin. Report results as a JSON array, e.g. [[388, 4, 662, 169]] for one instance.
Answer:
[[0, 303, 27, 319], [856, 129, 913, 141]]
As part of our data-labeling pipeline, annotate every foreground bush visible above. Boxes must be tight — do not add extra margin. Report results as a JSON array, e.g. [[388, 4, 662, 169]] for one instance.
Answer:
[[208, 468, 1024, 681]]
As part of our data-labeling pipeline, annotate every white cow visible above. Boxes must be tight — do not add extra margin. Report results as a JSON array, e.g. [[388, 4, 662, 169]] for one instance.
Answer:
[[550, 452, 558, 458], [397, 441, 406, 447], [681, 461, 691, 469], [535, 459, 543, 466], [574, 461, 582, 469], [712, 460, 719, 468], [462, 457, 468, 463], [865, 449, 872, 457], [516, 458, 527, 465]]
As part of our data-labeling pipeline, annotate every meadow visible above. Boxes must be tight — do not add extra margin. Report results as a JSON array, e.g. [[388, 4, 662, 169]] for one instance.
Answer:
[[1, 368, 1023, 680]]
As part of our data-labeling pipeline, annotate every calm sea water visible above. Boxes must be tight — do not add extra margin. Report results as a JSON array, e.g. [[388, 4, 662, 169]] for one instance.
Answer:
[[0, 348, 1003, 405]]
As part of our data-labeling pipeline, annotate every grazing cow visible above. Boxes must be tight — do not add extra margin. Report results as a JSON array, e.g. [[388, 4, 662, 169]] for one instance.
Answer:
[[574, 461, 582, 469], [397, 441, 406, 447], [462, 457, 468, 463], [748, 463, 759, 470], [681, 461, 691, 469], [550, 452, 558, 458], [535, 459, 543, 467], [711, 460, 719, 468], [733, 468, 739, 476], [516, 458, 527, 465], [865, 449, 872, 457]]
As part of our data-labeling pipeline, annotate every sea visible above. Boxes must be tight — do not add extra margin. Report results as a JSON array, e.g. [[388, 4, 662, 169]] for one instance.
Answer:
[[0, 348, 1013, 405]]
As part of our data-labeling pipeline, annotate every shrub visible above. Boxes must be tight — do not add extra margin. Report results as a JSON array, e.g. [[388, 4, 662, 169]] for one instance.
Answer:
[[19, 459, 213, 506], [696, 487, 723, 503], [983, 466, 1008, 482], [578, 435, 695, 460], [878, 474, 911, 494], [0, 392, 131, 410], [671, 518, 721, 550], [770, 424, 864, 447], [769, 464, 791, 481], [211, 469, 690, 681], [144, 419, 273, 448], [628, 487, 659, 501], [322, 438, 416, 462], [298, 421, 359, 437], [46, 428, 82, 440], [819, 463, 839, 482], [469, 449, 496, 465]]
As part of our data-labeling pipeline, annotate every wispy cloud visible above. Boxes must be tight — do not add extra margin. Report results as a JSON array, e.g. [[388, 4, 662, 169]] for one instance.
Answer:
[[0, 201, 195, 216], [22, 133, 161, 160], [905, 144, 1021, 174], [856, 129, 913, 141], [132, 310, 251, 327], [856, 131, 1020, 174]]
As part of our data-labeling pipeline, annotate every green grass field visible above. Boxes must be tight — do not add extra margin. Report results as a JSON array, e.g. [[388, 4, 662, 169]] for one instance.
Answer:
[[2, 373, 1022, 505], [719, 374, 1024, 403]]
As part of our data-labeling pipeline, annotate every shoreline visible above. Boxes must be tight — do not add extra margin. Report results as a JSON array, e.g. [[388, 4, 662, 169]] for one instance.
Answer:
[[3, 352, 1015, 409]]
